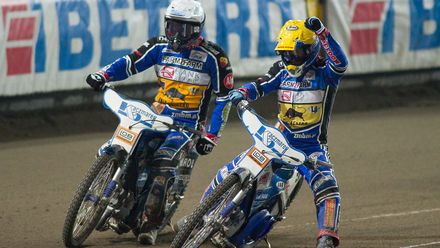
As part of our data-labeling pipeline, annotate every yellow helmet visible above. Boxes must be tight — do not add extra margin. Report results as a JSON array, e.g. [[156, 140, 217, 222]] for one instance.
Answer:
[[275, 20, 320, 77]]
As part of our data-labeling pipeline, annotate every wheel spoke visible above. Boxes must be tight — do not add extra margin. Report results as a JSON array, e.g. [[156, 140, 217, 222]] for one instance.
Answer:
[[72, 159, 116, 240], [182, 182, 240, 247]]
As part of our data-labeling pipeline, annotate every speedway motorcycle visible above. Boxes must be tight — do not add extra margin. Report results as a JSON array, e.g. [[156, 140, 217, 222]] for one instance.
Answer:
[[171, 100, 333, 248], [62, 84, 203, 247]]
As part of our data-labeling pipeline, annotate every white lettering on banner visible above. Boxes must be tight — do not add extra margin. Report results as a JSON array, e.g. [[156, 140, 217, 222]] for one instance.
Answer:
[[327, 0, 440, 74], [0, 0, 309, 96], [5, 0, 440, 97]]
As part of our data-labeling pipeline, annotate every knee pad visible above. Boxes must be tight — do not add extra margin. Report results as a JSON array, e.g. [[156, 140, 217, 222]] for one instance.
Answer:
[[311, 171, 340, 205], [151, 148, 177, 166]]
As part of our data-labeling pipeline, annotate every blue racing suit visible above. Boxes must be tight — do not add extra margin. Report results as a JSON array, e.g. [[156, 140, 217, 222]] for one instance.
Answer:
[[204, 29, 348, 243], [98, 36, 234, 230]]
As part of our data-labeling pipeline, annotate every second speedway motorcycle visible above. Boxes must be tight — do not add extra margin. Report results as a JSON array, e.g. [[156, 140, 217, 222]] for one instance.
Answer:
[[171, 100, 333, 248], [62, 85, 203, 247]]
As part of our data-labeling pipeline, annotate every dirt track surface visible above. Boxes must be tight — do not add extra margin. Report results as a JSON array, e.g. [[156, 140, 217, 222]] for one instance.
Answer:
[[1, 105, 440, 248]]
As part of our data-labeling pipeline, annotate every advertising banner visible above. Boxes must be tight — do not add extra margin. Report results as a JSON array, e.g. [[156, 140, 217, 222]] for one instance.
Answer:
[[0, 0, 309, 96], [327, 0, 440, 74]]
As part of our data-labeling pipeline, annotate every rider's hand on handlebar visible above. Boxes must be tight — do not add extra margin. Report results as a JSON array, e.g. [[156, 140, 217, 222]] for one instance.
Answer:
[[305, 17, 325, 34], [228, 89, 246, 105], [196, 133, 217, 155], [86, 72, 107, 91]]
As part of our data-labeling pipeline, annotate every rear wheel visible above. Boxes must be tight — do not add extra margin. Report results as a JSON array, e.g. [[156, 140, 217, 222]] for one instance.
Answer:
[[170, 174, 242, 248], [62, 153, 121, 247]]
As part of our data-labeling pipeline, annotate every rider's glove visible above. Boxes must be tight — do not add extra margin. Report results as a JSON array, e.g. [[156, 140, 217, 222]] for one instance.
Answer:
[[305, 17, 326, 34], [196, 133, 217, 155], [228, 89, 246, 105], [86, 72, 107, 91]]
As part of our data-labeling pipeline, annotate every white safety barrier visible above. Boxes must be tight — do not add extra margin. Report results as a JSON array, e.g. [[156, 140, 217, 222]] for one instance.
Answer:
[[0, 0, 308, 96], [327, 0, 440, 74], [2, 0, 440, 96]]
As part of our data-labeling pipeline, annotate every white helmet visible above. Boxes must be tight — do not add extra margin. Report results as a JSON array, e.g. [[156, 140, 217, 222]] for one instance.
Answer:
[[165, 0, 205, 51]]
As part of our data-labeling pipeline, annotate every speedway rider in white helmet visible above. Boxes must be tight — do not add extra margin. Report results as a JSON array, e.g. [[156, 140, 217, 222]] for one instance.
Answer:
[[86, 0, 234, 245]]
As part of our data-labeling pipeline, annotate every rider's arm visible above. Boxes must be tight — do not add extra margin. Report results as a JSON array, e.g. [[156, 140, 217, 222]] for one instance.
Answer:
[[238, 61, 284, 101], [98, 37, 164, 82], [316, 29, 349, 87], [204, 42, 234, 137], [208, 96, 232, 138]]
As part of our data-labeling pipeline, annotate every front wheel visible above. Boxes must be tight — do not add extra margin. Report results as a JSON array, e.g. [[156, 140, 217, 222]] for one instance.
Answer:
[[62, 153, 121, 247], [170, 174, 242, 248]]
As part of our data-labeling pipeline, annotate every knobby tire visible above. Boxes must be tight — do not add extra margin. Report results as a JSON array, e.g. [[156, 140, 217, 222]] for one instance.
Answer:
[[170, 173, 241, 248], [62, 154, 119, 247]]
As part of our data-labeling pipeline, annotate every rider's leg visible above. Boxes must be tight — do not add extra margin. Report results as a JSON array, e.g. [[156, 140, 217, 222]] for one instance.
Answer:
[[109, 134, 164, 233], [138, 130, 192, 244], [296, 145, 341, 247]]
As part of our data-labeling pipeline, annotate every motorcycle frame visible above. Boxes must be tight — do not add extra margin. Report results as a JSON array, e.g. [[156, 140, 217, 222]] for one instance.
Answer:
[[216, 101, 307, 242]]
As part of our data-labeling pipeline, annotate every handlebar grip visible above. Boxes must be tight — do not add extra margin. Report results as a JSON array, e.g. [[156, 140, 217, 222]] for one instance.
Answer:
[[164, 122, 204, 137]]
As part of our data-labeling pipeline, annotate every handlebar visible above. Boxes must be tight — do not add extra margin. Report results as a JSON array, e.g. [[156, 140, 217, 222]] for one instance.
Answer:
[[104, 84, 205, 138], [128, 118, 205, 137], [263, 150, 334, 170], [161, 122, 205, 137]]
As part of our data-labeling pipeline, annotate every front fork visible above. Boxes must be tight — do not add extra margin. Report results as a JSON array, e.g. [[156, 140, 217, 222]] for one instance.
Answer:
[[96, 159, 129, 231], [103, 165, 126, 198]]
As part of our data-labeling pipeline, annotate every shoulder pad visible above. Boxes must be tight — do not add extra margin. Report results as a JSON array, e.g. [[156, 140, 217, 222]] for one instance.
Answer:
[[201, 40, 225, 56]]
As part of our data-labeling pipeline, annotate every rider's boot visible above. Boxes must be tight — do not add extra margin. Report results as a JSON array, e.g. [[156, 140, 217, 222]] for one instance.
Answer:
[[174, 216, 187, 233], [109, 218, 133, 234], [316, 236, 337, 248], [138, 228, 158, 245], [137, 165, 175, 245]]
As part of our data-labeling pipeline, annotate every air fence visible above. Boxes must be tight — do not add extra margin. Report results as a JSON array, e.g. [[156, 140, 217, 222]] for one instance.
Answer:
[[1, 0, 440, 112]]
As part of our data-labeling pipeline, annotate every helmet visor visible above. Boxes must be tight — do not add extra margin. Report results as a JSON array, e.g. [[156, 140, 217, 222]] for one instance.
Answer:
[[278, 44, 312, 66], [165, 19, 200, 42]]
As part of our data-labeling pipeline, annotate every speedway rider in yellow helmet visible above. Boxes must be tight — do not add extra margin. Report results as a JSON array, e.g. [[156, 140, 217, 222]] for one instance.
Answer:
[[226, 17, 348, 247]]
